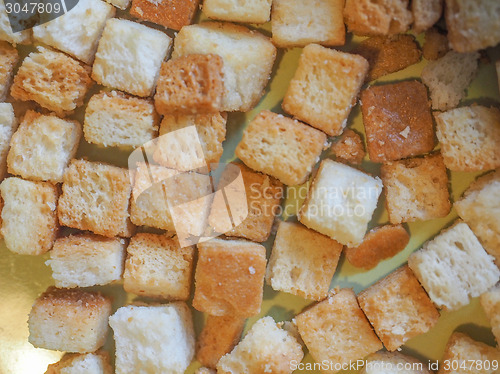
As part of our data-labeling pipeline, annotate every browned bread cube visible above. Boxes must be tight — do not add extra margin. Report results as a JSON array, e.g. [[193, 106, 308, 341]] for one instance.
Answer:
[[423, 27, 449, 60], [130, 0, 199, 31], [0, 41, 18, 101], [45, 351, 112, 374], [330, 129, 365, 165]]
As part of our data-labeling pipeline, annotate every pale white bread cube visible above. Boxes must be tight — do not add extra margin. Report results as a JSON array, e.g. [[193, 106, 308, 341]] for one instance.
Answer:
[[203, 0, 271, 23], [408, 221, 500, 311], [0, 103, 18, 181], [299, 159, 383, 247], [109, 302, 195, 374], [0, 1, 31, 44], [46, 234, 126, 288], [480, 284, 500, 345], [0, 41, 19, 101], [412, 0, 443, 33], [104, 0, 130, 10], [172, 22, 276, 112], [33, 0, 115, 64], [92, 19, 172, 97], [361, 351, 432, 374], [45, 351, 112, 374]]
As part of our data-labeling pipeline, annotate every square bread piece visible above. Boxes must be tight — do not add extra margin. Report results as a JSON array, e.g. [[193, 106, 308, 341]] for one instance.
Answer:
[[344, 0, 413, 36], [197, 315, 246, 368], [45, 351, 112, 374], [123, 233, 195, 301], [299, 159, 383, 247], [266, 221, 343, 301], [7, 111, 82, 183], [209, 163, 283, 242], [0, 2, 31, 45], [408, 221, 500, 311], [0, 177, 58, 255], [33, 0, 115, 64], [282, 44, 368, 136], [361, 81, 434, 163], [358, 265, 440, 351], [480, 285, 500, 345], [438, 332, 500, 374], [203, 0, 271, 23], [154, 54, 224, 115], [381, 152, 451, 225], [172, 22, 276, 112], [330, 129, 366, 165], [58, 159, 134, 238], [10, 47, 93, 116], [28, 287, 112, 353], [92, 19, 172, 97], [103, 0, 129, 9], [0, 103, 18, 181], [193, 239, 266, 317], [271, 0, 345, 48], [235, 110, 326, 186], [130, 0, 199, 31], [423, 27, 450, 61], [455, 170, 500, 264], [434, 105, 500, 172], [217, 316, 303, 374], [84, 91, 159, 148], [412, 0, 443, 33], [0, 41, 19, 101], [361, 351, 432, 374], [109, 303, 194, 374], [46, 234, 126, 288], [295, 289, 383, 374]]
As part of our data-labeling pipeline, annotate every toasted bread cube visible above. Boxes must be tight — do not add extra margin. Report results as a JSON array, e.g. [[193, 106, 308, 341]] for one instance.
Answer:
[[46, 234, 126, 288], [0, 177, 58, 255], [236, 110, 326, 186], [33, 0, 115, 64], [10, 47, 93, 116], [438, 332, 500, 374], [109, 303, 195, 374], [92, 19, 172, 97], [480, 285, 500, 345], [361, 352, 432, 374], [130, 0, 199, 31], [197, 315, 246, 368], [434, 105, 500, 172], [346, 224, 410, 270], [271, 0, 345, 48], [381, 152, 451, 224], [299, 159, 383, 247], [203, 0, 271, 23], [7, 111, 82, 183], [0, 2, 31, 45], [172, 22, 276, 112], [282, 44, 368, 136], [193, 239, 266, 317], [103, 0, 129, 9], [296, 289, 383, 374], [412, 0, 442, 33], [45, 351, 112, 374], [84, 91, 159, 148], [330, 129, 366, 165], [344, 0, 413, 36], [423, 27, 450, 60], [29, 287, 112, 353], [123, 233, 194, 300], [409, 221, 500, 311], [358, 265, 439, 351], [0, 41, 18, 101], [154, 54, 224, 115], [0, 103, 18, 181], [455, 170, 500, 264], [58, 159, 134, 238]]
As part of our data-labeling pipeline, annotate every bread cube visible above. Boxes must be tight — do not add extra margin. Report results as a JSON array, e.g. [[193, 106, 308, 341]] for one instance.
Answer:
[[412, 0, 442, 33], [235, 110, 326, 186], [0, 103, 18, 181], [46, 234, 126, 288], [33, 0, 115, 64], [197, 315, 246, 368], [480, 285, 500, 345], [361, 81, 434, 162], [45, 352, 112, 374], [434, 105, 500, 171], [361, 352, 432, 374], [172, 22, 276, 112], [330, 129, 365, 165], [295, 289, 383, 374], [381, 152, 451, 224], [203, 0, 271, 23], [344, 0, 413, 36], [92, 19, 172, 97], [282, 44, 368, 136], [266, 221, 343, 300], [103, 0, 129, 9], [422, 50, 479, 111], [109, 303, 195, 374], [0, 2, 31, 45], [7, 111, 82, 183], [0, 41, 18, 101], [408, 221, 500, 311], [0, 177, 58, 255], [130, 0, 199, 30], [29, 287, 112, 353], [271, 0, 345, 48], [196, 368, 216, 374], [58, 159, 134, 238], [455, 170, 500, 264], [84, 91, 159, 148], [299, 159, 383, 247], [423, 27, 450, 60], [193, 239, 266, 317], [358, 265, 439, 351], [217, 316, 303, 374], [11, 47, 93, 116], [123, 233, 195, 300]]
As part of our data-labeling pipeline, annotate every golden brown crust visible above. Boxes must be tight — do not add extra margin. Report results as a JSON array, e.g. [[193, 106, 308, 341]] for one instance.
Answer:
[[423, 27, 449, 60], [330, 129, 366, 165], [130, 0, 200, 31]]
